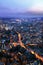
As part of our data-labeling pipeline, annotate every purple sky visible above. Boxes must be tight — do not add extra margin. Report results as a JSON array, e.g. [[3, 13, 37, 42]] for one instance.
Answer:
[[0, 0, 43, 17]]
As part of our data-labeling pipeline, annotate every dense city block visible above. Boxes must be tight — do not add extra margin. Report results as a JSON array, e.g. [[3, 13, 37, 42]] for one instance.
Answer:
[[0, 17, 43, 65]]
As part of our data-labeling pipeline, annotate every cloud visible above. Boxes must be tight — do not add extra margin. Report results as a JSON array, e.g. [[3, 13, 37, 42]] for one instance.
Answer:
[[0, 0, 43, 14], [29, 0, 43, 12]]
